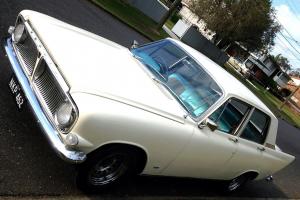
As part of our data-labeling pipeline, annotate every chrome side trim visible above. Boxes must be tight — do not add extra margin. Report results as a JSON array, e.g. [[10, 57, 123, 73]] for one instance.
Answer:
[[4, 38, 86, 163]]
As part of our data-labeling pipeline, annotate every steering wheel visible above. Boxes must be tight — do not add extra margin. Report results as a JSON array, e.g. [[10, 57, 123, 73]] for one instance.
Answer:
[[153, 56, 168, 75]]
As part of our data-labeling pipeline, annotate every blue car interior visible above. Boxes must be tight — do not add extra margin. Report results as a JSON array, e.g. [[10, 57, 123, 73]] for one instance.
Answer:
[[131, 40, 222, 118], [209, 102, 244, 133]]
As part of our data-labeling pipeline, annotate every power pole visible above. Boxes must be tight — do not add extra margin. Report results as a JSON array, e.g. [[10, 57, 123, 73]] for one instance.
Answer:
[[279, 85, 300, 110], [156, 0, 182, 29]]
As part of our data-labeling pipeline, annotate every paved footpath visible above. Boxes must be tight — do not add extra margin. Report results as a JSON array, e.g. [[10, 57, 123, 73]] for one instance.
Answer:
[[0, 0, 300, 199]]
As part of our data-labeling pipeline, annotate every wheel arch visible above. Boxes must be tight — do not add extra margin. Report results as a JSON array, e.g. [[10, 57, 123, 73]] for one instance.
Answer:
[[236, 170, 259, 180], [88, 141, 149, 174]]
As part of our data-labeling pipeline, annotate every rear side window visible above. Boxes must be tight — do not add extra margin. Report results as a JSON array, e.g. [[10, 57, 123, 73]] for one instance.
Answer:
[[209, 98, 251, 134], [240, 109, 270, 144]]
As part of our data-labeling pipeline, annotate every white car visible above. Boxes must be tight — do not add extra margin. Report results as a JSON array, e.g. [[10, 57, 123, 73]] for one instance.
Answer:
[[3, 10, 295, 192]]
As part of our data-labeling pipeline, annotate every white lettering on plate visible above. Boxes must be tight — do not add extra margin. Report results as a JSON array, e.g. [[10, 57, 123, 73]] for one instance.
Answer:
[[16, 93, 24, 109]]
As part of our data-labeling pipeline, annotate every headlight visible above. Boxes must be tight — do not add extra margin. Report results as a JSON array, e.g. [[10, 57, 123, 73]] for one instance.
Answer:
[[13, 24, 27, 43], [54, 102, 75, 132]]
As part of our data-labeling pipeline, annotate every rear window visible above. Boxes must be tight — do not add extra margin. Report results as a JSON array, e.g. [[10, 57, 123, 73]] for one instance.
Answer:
[[240, 109, 270, 144]]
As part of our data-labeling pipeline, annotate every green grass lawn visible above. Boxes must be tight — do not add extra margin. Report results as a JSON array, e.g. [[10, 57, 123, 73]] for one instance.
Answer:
[[224, 63, 300, 128], [165, 19, 175, 30], [90, 0, 169, 41]]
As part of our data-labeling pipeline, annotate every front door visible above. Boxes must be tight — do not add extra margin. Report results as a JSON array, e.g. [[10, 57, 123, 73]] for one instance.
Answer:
[[163, 98, 252, 179]]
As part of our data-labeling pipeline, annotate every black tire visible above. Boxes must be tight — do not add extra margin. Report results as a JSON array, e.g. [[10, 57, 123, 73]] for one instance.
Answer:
[[76, 146, 138, 192], [224, 174, 250, 193]]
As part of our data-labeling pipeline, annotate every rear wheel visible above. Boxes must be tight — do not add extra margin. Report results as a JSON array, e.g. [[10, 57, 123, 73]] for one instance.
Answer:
[[76, 146, 137, 192], [225, 174, 250, 192]]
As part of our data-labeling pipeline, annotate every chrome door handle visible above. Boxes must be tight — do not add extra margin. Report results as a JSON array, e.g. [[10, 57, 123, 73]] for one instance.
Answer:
[[257, 146, 266, 151], [228, 137, 238, 143]]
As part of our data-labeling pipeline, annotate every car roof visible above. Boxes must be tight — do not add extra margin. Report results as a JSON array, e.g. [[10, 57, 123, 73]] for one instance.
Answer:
[[168, 38, 275, 117]]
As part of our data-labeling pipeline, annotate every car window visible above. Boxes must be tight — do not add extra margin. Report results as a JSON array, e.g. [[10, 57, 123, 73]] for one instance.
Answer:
[[132, 41, 185, 73], [240, 109, 270, 144], [209, 98, 251, 134], [131, 40, 223, 118]]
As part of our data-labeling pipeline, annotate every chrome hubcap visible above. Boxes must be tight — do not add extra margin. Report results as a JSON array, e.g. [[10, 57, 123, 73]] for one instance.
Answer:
[[88, 154, 128, 186], [228, 176, 247, 191]]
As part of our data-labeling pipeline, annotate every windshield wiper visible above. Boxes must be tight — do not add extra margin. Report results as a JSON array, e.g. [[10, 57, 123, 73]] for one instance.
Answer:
[[132, 54, 143, 61]]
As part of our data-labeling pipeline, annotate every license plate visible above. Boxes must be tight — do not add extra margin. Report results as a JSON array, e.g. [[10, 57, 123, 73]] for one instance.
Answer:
[[8, 76, 26, 110]]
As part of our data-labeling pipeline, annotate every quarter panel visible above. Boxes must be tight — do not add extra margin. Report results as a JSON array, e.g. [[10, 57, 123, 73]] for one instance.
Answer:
[[258, 147, 295, 179]]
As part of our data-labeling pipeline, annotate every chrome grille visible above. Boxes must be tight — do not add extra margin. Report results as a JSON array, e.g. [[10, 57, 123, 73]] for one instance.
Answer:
[[33, 60, 66, 115], [14, 35, 38, 75], [12, 20, 77, 133]]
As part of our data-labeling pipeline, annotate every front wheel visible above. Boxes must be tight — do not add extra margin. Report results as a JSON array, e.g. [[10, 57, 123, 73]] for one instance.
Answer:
[[76, 146, 137, 192]]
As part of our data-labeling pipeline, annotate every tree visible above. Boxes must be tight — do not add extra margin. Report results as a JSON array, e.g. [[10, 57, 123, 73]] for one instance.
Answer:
[[272, 54, 291, 71], [189, 0, 281, 52]]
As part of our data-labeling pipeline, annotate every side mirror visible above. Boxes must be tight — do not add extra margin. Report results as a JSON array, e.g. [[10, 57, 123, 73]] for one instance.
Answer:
[[198, 118, 218, 132], [131, 40, 139, 49]]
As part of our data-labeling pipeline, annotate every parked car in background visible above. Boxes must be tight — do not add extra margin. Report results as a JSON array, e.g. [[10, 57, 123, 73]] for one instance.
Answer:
[[3, 10, 295, 192]]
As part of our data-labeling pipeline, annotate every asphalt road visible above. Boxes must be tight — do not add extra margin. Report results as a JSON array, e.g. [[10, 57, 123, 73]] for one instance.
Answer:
[[0, 0, 299, 199]]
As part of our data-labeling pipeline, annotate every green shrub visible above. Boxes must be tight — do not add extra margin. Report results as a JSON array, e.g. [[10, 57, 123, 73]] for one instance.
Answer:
[[170, 12, 182, 24]]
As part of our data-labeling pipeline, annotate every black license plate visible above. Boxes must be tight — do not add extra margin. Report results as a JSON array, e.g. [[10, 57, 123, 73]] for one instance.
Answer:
[[8, 76, 26, 110]]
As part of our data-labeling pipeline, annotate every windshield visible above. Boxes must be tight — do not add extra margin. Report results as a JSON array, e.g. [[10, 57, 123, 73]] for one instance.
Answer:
[[131, 40, 223, 118]]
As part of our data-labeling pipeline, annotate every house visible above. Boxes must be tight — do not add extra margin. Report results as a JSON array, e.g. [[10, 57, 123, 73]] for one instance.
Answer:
[[286, 77, 300, 108], [274, 71, 291, 88], [226, 42, 250, 63], [243, 55, 290, 88]]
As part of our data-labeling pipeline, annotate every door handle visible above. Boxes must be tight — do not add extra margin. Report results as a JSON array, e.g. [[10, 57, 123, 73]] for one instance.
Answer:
[[228, 137, 238, 143], [257, 146, 266, 152]]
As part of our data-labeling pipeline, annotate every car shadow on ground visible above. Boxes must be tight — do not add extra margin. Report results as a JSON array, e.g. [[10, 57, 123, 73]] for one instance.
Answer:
[[82, 175, 288, 198]]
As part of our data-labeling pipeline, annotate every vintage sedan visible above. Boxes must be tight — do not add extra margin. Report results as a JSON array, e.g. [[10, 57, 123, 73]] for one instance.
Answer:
[[3, 10, 295, 192]]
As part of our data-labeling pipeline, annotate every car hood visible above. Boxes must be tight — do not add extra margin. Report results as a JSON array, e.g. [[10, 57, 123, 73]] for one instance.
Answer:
[[22, 10, 186, 123]]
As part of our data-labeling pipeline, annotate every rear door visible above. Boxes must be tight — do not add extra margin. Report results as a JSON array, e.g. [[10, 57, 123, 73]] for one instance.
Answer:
[[224, 108, 272, 178]]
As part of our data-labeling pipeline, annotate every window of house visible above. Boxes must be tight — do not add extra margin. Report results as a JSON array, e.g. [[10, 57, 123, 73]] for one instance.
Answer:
[[245, 60, 252, 68]]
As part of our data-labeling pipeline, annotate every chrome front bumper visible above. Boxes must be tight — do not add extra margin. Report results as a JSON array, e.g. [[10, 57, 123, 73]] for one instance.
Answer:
[[3, 38, 86, 163]]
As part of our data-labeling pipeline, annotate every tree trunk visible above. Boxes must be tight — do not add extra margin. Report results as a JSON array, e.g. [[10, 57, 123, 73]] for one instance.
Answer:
[[156, 0, 182, 30]]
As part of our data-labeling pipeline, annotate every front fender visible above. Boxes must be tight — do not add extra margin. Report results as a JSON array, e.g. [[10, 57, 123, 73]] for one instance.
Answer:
[[69, 92, 194, 175]]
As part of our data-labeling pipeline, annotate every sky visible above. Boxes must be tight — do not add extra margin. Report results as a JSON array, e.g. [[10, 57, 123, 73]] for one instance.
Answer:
[[272, 0, 300, 70]]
